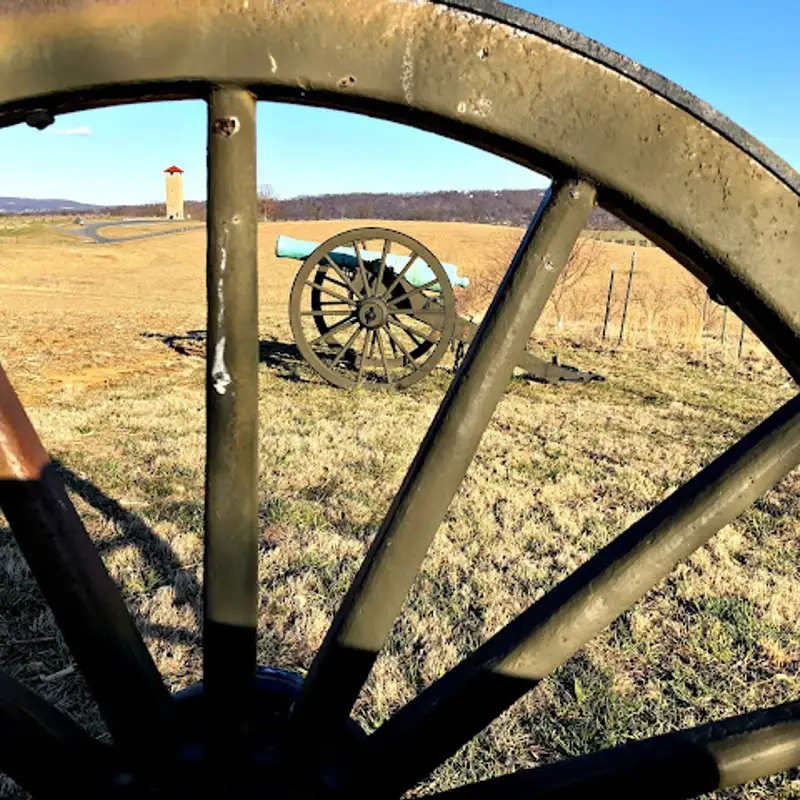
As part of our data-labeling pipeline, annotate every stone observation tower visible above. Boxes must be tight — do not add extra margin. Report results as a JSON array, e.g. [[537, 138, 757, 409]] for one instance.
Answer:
[[164, 165, 185, 220]]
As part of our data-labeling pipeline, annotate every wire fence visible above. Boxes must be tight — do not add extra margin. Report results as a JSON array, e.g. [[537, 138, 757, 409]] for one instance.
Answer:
[[460, 237, 777, 369]]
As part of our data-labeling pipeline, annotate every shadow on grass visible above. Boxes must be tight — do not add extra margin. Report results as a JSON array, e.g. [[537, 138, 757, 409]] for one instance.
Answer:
[[141, 330, 307, 379], [53, 461, 202, 644]]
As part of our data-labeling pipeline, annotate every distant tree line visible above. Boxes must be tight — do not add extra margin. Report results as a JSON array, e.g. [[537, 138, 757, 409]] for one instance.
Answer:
[[270, 189, 625, 230], [18, 189, 628, 230]]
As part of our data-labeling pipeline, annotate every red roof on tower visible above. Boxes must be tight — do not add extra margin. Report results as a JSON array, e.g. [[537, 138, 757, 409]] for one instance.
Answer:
[[164, 165, 184, 174]]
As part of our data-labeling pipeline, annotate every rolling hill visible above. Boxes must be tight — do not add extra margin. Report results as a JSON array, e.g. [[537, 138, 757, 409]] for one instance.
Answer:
[[0, 189, 627, 229], [0, 196, 101, 214]]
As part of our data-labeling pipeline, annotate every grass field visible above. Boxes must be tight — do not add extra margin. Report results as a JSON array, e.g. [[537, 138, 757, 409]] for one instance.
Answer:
[[0, 219, 798, 798]]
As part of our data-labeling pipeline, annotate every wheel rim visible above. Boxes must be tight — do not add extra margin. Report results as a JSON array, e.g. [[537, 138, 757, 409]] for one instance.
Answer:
[[289, 227, 456, 389], [0, 2, 798, 798]]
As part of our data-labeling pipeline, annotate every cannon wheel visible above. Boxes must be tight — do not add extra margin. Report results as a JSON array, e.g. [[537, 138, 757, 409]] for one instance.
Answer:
[[1, 1, 799, 798], [307, 258, 439, 369], [289, 227, 456, 389]]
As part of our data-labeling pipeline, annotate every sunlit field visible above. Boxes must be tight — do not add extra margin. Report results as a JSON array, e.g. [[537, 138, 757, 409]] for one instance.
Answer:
[[0, 219, 797, 798]]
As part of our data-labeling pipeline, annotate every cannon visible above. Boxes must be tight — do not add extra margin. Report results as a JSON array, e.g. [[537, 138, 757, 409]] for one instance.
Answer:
[[279, 226, 604, 388]]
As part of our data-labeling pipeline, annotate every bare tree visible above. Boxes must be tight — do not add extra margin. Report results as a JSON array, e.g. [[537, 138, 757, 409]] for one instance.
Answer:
[[457, 234, 601, 324], [258, 184, 280, 222], [548, 237, 601, 328], [356, 200, 375, 219], [302, 200, 323, 221], [634, 277, 672, 343], [679, 273, 721, 343]]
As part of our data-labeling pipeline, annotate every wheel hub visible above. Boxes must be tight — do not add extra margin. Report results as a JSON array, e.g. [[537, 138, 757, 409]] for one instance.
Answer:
[[109, 667, 365, 799], [356, 297, 389, 330]]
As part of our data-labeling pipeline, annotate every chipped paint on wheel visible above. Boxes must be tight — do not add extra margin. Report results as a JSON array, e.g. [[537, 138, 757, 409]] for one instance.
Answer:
[[211, 335, 231, 395]]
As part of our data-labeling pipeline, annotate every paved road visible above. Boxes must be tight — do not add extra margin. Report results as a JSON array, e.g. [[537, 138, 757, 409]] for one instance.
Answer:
[[57, 218, 203, 244]]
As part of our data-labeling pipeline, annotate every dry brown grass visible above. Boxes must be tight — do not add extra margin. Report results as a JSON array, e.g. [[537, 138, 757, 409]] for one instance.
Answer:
[[0, 219, 798, 798], [458, 228, 775, 364]]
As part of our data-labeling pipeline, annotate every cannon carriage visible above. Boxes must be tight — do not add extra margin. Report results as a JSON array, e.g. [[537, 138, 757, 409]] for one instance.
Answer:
[[278, 226, 604, 388]]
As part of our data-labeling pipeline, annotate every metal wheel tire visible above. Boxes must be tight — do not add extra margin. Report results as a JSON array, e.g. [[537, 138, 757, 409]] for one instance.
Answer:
[[1, 2, 799, 799], [289, 226, 456, 389]]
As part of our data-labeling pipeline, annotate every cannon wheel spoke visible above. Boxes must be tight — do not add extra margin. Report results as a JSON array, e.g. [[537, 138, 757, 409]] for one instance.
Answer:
[[427, 700, 800, 800], [0, 669, 115, 798], [376, 238, 392, 293], [289, 181, 597, 738], [380, 253, 419, 300], [299, 309, 354, 317], [357, 330, 374, 383], [331, 324, 364, 370], [386, 279, 441, 308], [384, 322, 422, 372], [353, 240, 372, 297], [0, 364, 171, 755], [303, 279, 358, 306], [316, 275, 352, 292], [323, 254, 363, 297], [374, 328, 394, 385], [203, 85, 260, 743], [310, 315, 359, 348], [357, 391, 800, 794], [388, 315, 436, 346]]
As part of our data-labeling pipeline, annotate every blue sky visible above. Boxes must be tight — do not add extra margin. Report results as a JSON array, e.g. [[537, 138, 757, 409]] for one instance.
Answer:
[[1, 0, 798, 205]]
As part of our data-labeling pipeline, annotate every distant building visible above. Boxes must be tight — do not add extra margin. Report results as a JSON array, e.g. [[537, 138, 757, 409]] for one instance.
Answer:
[[164, 165, 185, 220]]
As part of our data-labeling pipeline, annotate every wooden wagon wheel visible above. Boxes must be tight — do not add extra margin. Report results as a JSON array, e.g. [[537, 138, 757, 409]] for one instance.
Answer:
[[306, 235, 441, 370], [1, 1, 799, 798], [290, 227, 456, 388]]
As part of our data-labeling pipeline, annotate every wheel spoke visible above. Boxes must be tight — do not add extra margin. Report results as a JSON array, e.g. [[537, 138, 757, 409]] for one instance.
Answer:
[[389, 315, 437, 345], [316, 274, 352, 292], [362, 391, 800, 795], [375, 328, 394, 385], [357, 330, 374, 383], [428, 701, 800, 800], [384, 323, 421, 372], [393, 308, 447, 331], [0, 364, 171, 752], [304, 279, 358, 306], [0, 669, 113, 798], [380, 253, 419, 299], [370, 330, 379, 360], [330, 325, 363, 369], [400, 308, 446, 320], [386, 278, 440, 307], [322, 255, 362, 297], [289, 180, 596, 736], [353, 240, 372, 297], [376, 238, 391, 292], [204, 85, 260, 732], [300, 309, 354, 317], [310, 316, 358, 347]]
